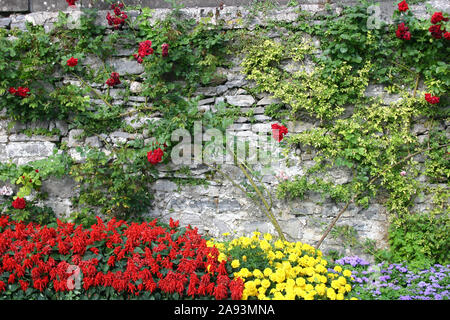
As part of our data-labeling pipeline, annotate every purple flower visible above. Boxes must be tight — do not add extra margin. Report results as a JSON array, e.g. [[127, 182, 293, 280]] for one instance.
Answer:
[[399, 295, 412, 300]]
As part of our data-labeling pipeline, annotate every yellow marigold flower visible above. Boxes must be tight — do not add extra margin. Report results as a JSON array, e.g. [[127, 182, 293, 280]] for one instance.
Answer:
[[242, 255, 247, 262], [206, 240, 214, 247], [275, 251, 284, 260], [239, 268, 251, 278], [304, 293, 315, 300], [350, 297, 358, 300], [263, 233, 273, 241], [331, 280, 340, 290], [334, 266, 343, 273], [345, 284, 352, 292], [217, 252, 227, 263], [241, 237, 251, 247], [286, 278, 295, 288], [285, 292, 296, 300], [288, 253, 298, 263], [267, 251, 276, 261], [336, 293, 345, 300], [338, 276, 347, 286], [261, 279, 271, 289], [296, 277, 306, 287], [327, 288, 336, 300], [259, 240, 271, 251], [258, 293, 267, 300], [320, 259, 327, 266], [273, 292, 284, 300], [343, 269, 352, 277], [254, 279, 261, 286], [338, 286, 346, 295], [315, 284, 326, 296], [305, 284, 314, 292], [327, 273, 338, 279], [253, 269, 264, 278], [231, 259, 240, 269], [252, 231, 261, 238], [263, 268, 273, 277], [274, 239, 284, 249], [222, 232, 230, 237]]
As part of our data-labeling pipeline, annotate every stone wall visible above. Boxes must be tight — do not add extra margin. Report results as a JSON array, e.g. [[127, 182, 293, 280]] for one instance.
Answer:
[[0, 0, 449, 260]]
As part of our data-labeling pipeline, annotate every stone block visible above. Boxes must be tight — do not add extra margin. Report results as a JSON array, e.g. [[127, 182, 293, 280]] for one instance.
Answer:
[[5, 141, 55, 160], [107, 57, 144, 75], [0, 0, 28, 12], [30, 0, 68, 12], [0, 17, 11, 28], [152, 180, 178, 192], [41, 177, 76, 199], [225, 95, 255, 107], [68, 129, 84, 147]]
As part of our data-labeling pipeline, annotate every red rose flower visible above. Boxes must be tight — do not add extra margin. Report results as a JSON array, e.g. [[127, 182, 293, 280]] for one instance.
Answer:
[[425, 93, 440, 104], [16, 87, 30, 97], [147, 148, 164, 165], [429, 24, 444, 39], [397, 1, 409, 12], [162, 43, 169, 57], [66, 0, 78, 6], [67, 57, 78, 67], [396, 23, 410, 40], [134, 40, 154, 63], [431, 12, 448, 24], [444, 31, 450, 40], [12, 197, 26, 210], [403, 31, 411, 40], [8, 87, 16, 95], [271, 123, 288, 142]]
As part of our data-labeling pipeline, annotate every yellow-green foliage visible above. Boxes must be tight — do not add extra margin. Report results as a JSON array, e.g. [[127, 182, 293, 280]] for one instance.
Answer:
[[241, 39, 371, 121]]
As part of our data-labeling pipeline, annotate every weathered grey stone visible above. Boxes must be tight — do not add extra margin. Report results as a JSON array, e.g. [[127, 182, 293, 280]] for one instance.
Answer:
[[41, 177, 76, 199], [107, 57, 144, 75], [225, 95, 255, 107], [10, 15, 27, 30], [218, 198, 241, 212], [9, 134, 59, 142], [1, 0, 28, 12], [85, 136, 103, 148], [129, 81, 143, 94], [49, 120, 69, 136], [0, 17, 11, 28], [68, 129, 84, 147], [198, 97, 215, 106], [152, 180, 178, 192], [110, 131, 134, 144], [195, 86, 217, 97], [5, 141, 55, 160], [257, 96, 282, 106]]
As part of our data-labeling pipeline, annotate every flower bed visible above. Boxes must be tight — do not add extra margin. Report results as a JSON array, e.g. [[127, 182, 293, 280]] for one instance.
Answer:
[[212, 233, 355, 300], [336, 256, 450, 300], [0, 215, 242, 300]]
